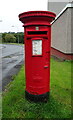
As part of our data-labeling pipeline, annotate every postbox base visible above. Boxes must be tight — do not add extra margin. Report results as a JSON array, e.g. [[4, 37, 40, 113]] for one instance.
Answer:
[[25, 91, 49, 102]]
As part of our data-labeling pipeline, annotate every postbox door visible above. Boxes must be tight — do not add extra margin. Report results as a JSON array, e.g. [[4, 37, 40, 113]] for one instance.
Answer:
[[31, 38, 50, 94], [25, 38, 50, 95]]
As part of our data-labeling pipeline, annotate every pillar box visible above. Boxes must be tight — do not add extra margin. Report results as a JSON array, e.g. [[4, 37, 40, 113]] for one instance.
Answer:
[[19, 11, 56, 102]]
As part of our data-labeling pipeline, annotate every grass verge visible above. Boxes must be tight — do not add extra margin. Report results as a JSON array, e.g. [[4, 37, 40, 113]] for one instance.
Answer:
[[1, 43, 24, 45], [2, 58, 72, 119]]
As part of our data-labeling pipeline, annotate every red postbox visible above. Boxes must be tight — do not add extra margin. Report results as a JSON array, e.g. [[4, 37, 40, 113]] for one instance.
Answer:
[[19, 11, 56, 102]]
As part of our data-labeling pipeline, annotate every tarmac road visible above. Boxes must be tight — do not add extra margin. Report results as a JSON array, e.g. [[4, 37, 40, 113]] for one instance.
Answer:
[[0, 44, 24, 91]]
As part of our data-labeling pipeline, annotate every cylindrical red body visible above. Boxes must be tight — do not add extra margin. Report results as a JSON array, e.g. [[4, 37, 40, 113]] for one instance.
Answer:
[[19, 11, 56, 102]]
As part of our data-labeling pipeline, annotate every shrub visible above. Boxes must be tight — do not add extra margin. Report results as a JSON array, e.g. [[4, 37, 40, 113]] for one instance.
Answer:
[[5, 34, 16, 43]]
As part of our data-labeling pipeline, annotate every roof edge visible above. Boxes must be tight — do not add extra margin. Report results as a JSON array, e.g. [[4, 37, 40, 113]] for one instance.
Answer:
[[51, 3, 73, 24]]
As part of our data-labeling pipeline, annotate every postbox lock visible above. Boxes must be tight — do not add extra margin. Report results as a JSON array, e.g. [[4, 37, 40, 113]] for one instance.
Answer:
[[44, 65, 48, 68], [35, 26, 39, 30]]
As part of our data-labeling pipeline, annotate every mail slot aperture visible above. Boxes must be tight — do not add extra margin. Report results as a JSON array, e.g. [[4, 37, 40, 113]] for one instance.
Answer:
[[28, 31, 47, 35]]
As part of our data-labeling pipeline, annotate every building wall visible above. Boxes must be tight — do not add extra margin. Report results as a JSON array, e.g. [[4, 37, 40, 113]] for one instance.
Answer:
[[66, 8, 71, 53], [51, 7, 73, 54], [48, 2, 68, 16], [71, 8, 73, 53]]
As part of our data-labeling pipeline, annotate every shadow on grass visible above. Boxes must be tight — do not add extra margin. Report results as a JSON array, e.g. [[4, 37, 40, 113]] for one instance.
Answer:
[[26, 95, 71, 119], [4, 94, 71, 119]]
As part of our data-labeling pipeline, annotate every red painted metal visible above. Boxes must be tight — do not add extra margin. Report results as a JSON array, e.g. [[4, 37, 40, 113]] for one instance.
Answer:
[[19, 11, 56, 95]]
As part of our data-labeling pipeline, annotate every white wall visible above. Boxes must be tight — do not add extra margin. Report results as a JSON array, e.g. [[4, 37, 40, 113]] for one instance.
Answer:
[[51, 7, 73, 54]]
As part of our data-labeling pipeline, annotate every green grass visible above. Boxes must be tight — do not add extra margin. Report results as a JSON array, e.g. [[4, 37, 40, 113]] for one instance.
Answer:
[[1, 42, 24, 45], [2, 58, 72, 119]]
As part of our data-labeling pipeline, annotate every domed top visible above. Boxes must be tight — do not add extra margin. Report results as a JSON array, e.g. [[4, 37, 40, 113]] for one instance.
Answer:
[[19, 11, 56, 18], [19, 11, 56, 26]]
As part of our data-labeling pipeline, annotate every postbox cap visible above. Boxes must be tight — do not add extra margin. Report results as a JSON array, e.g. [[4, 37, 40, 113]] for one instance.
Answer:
[[19, 11, 56, 24]]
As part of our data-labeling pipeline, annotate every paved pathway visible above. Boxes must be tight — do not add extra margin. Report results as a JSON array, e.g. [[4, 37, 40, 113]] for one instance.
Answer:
[[0, 44, 24, 91]]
